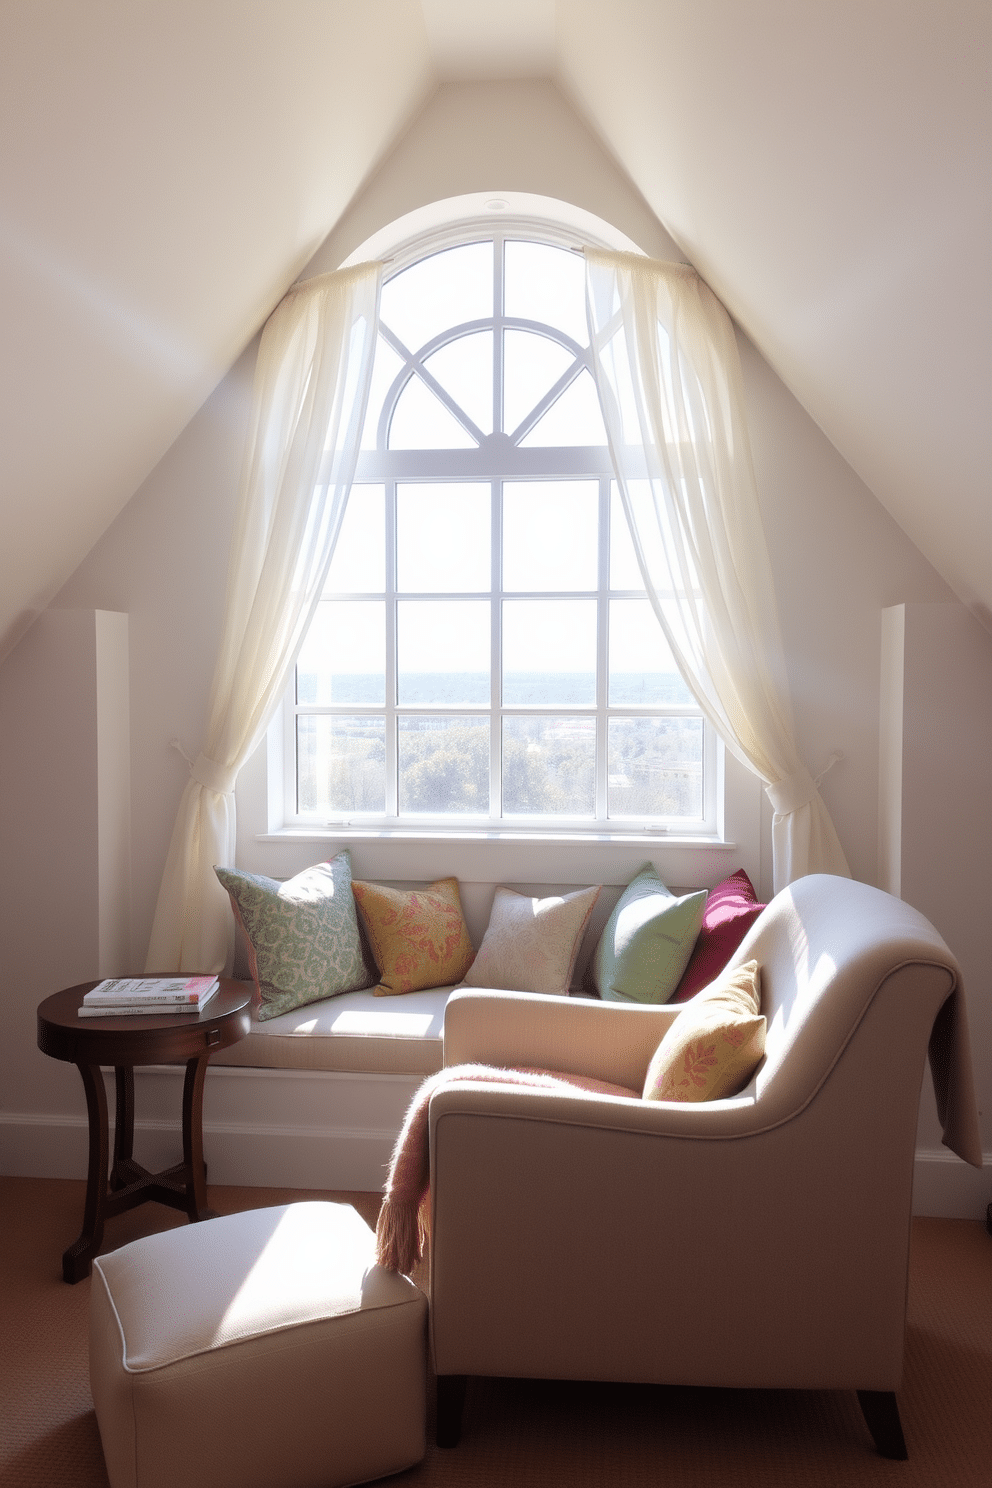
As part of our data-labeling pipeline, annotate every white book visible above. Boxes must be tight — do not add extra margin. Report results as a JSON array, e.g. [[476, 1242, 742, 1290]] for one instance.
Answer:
[[83, 976, 218, 1006], [78, 983, 219, 1018]]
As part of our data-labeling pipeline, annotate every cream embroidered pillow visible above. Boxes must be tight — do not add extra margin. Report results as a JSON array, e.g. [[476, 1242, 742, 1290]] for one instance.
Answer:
[[642, 960, 765, 1102], [461, 885, 600, 996]]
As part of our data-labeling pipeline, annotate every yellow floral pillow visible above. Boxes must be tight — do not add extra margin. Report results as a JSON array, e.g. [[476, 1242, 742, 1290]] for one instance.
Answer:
[[351, 877, 475, 996], [642, 960, 765, 1102]]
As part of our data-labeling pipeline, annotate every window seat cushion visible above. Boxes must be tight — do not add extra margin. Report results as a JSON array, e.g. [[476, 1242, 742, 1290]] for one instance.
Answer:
[[210, 982, 459, 1077]]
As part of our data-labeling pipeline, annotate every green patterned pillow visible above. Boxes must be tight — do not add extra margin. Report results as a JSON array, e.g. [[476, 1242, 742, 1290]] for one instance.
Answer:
[[589, 864, 707, 1004], [215, 853, 373, 1020]]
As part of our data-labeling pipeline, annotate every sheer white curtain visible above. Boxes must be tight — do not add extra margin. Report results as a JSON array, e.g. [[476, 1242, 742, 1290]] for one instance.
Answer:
[[585, 249, 849, 892], [145, 261, 382, 974]]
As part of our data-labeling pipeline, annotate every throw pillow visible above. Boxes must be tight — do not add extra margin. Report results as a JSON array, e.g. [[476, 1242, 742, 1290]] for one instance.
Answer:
[[460, 885, 600, 996], [671, 868, 766, 1003], [215, 852, 373, 1021], [351, 876, 476, 996], [588, 864, 707, 1004], [642, 960, 765, 1102]]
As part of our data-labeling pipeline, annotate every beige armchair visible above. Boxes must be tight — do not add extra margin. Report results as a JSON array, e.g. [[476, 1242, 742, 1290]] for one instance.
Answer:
[[427, 874, 982, 1458]]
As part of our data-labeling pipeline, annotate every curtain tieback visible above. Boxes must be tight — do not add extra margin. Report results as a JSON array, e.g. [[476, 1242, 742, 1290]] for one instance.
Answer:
[[766, 768, 816, 816], [191, 753, 237, 795], [766, 753, 841, 817]]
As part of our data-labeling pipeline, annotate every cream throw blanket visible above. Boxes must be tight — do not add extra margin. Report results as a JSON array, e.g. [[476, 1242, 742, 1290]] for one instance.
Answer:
[[375, 1063, 634, 1273]]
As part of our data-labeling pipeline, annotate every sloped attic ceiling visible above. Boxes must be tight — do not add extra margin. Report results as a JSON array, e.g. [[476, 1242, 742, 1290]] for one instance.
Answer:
[[0, 1, 988, 661], [0, 1, 434, 659]]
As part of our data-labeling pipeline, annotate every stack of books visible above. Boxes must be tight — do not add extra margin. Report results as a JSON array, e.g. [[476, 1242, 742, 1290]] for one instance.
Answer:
[[78, 976, 220, 1018]]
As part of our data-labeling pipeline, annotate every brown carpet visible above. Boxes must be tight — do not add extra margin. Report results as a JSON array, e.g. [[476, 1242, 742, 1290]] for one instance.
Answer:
[[1, 1176, 989, 1487]]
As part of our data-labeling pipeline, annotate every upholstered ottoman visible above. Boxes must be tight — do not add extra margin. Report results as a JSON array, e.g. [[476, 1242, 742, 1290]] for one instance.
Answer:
[[89, 1202, 427, 1488]]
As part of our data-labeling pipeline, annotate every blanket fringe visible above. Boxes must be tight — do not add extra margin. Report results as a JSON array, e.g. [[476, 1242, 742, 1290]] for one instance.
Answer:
[[375, 1195, 426, 1275], [374, 1063, 605, 1273]]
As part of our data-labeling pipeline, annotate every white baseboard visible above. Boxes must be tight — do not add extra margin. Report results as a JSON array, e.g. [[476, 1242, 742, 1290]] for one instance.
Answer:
[[2, 1071, 988, 1218], [0, 1065, 421, 1193], [910, 1147, 990, 1218]]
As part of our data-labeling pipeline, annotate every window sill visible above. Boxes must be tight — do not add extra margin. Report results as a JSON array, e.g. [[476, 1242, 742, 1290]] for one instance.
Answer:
[[258, 826, 735, 849], [249, 826, 743, 893]]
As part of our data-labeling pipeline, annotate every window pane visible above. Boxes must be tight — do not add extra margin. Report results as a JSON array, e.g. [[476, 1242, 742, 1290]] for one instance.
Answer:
[[502, 716, 595, 815], [398, 716, 489, 814], [520, 369, 608, 447], [609, 483, 645, 590], [327, 485, 384, 593], [502, 330, 575, 437], [609, 599, 694, 705], [504, 241, 588, 347], [424, 332, 493, 435], [397, 483, 490, 593], [296, 600, 384, 705], [503, 481, 598, 592], [380, 242, 493, 353], [388, 374, 476, 449], [397, 600, 490, 703], [360, 336, 405, 450], [297, 715, 385, 814], [503, 599, 596, 703], [608, 717, 703, 819]]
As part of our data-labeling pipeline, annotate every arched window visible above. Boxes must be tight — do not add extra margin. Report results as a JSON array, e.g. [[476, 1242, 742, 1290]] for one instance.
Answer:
[[285, 226, 717, 834]]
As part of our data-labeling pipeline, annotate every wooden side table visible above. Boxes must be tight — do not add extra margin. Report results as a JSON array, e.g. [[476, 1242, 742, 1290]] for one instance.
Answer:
[[37, 980, 252, 1282]]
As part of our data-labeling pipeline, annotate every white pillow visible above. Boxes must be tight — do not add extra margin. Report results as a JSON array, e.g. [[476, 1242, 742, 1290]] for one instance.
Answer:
[[461, 885, 600, 996]]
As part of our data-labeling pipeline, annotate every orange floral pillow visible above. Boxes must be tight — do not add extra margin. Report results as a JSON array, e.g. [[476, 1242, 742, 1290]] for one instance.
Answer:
[[642, 960, 765, 1102], [351, 877, 475, 996]]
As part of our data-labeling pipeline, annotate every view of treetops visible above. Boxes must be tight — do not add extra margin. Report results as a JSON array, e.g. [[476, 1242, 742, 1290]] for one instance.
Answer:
[[292, 234, 707, 826]]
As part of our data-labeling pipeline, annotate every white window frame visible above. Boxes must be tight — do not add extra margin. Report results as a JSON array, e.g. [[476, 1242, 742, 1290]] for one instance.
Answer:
[[282, 224, 721, 841], [244, 212, 765, 878]]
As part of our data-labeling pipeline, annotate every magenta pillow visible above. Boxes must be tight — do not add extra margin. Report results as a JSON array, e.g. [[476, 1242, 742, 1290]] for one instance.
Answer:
[[670, 869, 766, 1003]]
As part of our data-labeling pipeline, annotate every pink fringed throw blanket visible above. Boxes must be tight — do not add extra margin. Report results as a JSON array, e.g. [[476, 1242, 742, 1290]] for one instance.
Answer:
[[375, 1062, 637, 1273]]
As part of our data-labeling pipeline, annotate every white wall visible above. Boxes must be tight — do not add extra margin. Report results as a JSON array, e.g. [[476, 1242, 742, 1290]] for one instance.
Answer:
[[879, 602, 992, 1209], [4, 81, 984, 1207], [0, 609, 131, 1173]]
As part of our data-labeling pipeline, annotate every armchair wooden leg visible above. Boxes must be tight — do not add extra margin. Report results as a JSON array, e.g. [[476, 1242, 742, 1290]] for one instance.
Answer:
[[436, 1374, 467, 1448], [857, 1390, 908, 1459]]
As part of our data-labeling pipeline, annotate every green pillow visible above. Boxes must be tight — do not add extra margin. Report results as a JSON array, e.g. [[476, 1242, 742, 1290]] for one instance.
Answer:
[[215, 851, 374, 1020], [590, 865, 707, 1004]]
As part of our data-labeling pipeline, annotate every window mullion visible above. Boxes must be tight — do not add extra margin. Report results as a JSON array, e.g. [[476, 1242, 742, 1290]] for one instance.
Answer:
[[494, 231, 504, 438], [384, 481, 398, 817], [491, 236, 504, 823], [286, 667, 299, 824], [596, 476, 610, 822], [491, 478, 502, 821]]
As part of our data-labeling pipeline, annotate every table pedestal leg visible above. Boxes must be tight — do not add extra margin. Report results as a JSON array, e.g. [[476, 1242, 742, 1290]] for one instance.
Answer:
[[62, 1062, 110, 1284], [181, 1053, 212, 1222], [110, 1066, 143, 1190]]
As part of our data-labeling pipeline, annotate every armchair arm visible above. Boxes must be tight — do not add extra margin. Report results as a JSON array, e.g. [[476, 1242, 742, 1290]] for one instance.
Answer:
[[442, 988, 683, 1091]]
